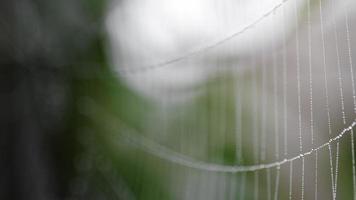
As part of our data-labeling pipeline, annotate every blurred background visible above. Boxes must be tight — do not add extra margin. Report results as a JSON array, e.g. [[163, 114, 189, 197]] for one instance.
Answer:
[[2, 0, 356, 199]]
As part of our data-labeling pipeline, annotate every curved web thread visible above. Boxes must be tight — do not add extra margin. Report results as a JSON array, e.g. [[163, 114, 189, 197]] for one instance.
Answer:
[[95, 102, 355, 198], [117, 0, 292, 74], [90, 99, 356, 173]]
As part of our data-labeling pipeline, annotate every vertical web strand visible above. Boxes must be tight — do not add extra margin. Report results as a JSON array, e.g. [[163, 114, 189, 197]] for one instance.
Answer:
[[307, 0, 314, 147], [331, 0, 343, 198], [319, 0, 332, 137], [236, 70, 245, 200], [294, 1, 304, 199], [295, 0, 303, 154], [260, 39, 268, 200], [267, 169, 271, 200], [235, 2, 244, 199], [315, 150, 318, 200], [239, 173, 246, 200], [320, 1, 335, 199], [282, 2, 288, 199], [344, 5, 356, 199], [334, 142, 340, 198], [307, 0, 317, 198], [352, 129, 356, 200], [302, 157, 305, 200], [328, 144, 336, 200], [272, 15, 280, 199], [274, 166, 280, 200], [332, 0, 346, 125], [282, 0, 288, 158], [252, 55, 259, 200], [289, 161, 293, 200], [344, 5, 356, 114]]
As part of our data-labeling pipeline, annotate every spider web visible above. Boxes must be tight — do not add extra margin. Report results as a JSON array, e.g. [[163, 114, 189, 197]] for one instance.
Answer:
[[102, 0, 356, 199]]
